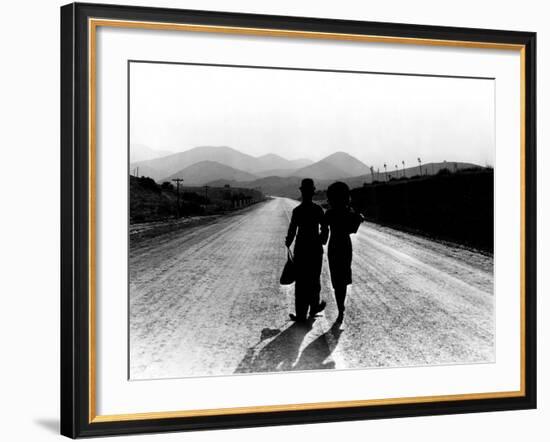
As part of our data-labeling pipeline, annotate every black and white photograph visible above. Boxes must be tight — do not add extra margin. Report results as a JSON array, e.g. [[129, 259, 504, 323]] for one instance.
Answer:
[[128, 60, 495, 380], [1, 0, 544, 438]]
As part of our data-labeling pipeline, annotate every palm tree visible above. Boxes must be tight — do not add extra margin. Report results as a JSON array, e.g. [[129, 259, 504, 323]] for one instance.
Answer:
[[402, 160, 405, 177], [417, 157, 422, 176], [383, 163, 388, 181]]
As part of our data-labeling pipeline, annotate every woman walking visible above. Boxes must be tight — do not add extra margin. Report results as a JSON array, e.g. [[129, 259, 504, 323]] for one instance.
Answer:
[[324, 182, 363, 322]]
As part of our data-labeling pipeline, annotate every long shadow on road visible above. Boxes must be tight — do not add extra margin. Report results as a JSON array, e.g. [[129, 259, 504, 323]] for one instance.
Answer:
[[235, 320, 343, 374]]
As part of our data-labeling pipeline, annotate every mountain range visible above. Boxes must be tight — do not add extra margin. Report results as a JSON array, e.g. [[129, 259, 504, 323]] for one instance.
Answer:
[[208, 161, 482, 199], [132, 146, 372, 183], [131, 145, 481, 197], [130, 146, 315, 182]]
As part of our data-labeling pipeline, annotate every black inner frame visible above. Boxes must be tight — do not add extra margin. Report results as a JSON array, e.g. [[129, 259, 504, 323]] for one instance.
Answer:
[[61, 2, 536, 438]]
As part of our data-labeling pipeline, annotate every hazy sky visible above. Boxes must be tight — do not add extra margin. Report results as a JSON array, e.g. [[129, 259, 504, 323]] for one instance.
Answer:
[[130, 61, 495, 168]]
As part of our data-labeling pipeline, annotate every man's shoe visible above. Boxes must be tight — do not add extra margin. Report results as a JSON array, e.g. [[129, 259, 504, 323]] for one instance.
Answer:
[[310, 300, 327, 317], [289, 313, 307, 322]]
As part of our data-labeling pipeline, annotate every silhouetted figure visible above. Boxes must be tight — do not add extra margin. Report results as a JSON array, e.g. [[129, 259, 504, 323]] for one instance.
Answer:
[[285, 178, 328, 322], [325, 182, 363, 322]]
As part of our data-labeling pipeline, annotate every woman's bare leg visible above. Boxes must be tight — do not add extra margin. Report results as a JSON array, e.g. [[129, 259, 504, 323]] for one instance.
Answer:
[[334, 285, 347, 321]]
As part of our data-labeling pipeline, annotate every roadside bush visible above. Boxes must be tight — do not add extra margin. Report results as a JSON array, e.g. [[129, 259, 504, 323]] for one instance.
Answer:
[[138, 176, 160, 193], [351, 169, 493, 251], [161, 181, 174, 191]]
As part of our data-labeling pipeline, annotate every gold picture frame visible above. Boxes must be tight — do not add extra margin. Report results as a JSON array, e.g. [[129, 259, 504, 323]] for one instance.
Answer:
[[61, 2, 536, 438]]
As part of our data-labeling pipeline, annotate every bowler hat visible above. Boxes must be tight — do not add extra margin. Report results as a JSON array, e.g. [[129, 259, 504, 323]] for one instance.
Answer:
[[300, 178, 315, 192]]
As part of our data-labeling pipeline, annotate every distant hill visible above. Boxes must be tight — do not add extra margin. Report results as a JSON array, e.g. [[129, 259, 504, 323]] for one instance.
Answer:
[[208, 161, 484, 199], [208, 176, 305, 199], [163, 161, 258, 186], [131, 146, 263, 181], [365, 161, 482, 183], [254, 168, 297, 178], [129, 145, 480, 195], [329, 161, 482, 189], [289, 158, 315, 169], [293, 152, 370, 180], [208, 175, 353, 200], [130, 143, 173, 163], [254, 153, 313, 171], [131, 146, 316, 181]]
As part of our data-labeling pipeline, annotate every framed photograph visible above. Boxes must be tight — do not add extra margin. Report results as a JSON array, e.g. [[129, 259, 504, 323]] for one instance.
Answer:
[[60, 2, 536, 438]]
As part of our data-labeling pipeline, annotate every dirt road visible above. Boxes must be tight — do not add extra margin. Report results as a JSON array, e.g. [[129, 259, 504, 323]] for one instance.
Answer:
[[130, 197, 494, 380]]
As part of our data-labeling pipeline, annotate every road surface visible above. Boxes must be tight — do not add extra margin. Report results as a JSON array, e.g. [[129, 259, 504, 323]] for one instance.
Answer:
[[129, 197, 494, 380]]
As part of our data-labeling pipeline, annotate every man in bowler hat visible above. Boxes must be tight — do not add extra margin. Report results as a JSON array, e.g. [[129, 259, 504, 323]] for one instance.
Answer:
[[285, 178, 328, 322]]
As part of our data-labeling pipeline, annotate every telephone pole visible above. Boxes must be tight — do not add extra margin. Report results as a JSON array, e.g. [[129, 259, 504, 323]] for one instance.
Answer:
[[172, 178, 184, 218], [203, 185, 209, 207]]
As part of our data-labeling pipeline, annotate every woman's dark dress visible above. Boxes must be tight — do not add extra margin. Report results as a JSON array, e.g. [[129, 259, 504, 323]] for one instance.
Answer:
[[324, 208, 362, 288]]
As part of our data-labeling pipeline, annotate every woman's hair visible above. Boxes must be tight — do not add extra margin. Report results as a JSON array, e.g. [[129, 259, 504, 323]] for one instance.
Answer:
[[327, 181, 350, 208]]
